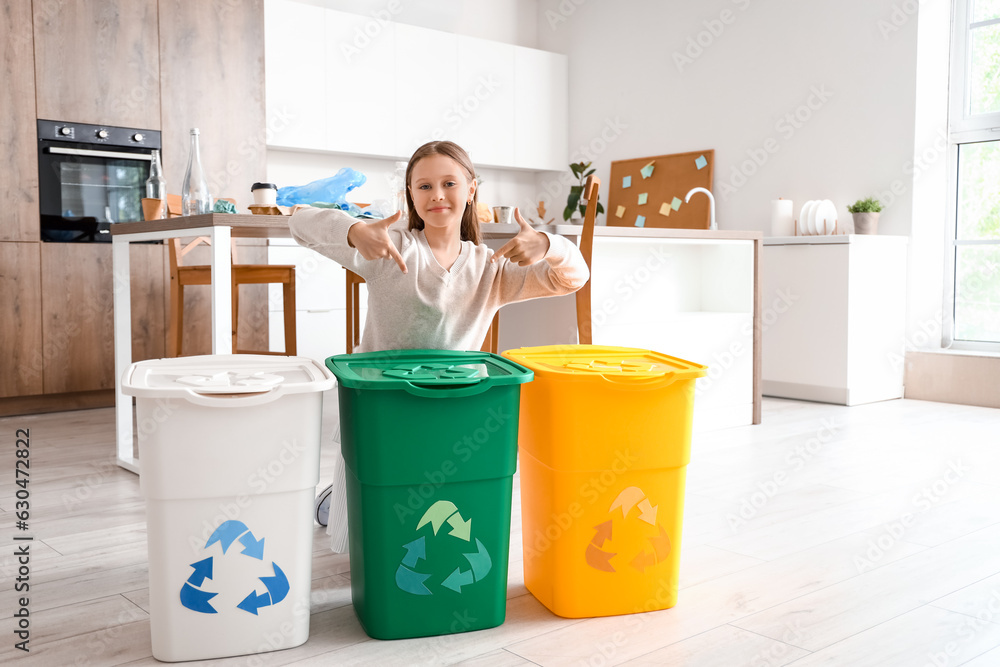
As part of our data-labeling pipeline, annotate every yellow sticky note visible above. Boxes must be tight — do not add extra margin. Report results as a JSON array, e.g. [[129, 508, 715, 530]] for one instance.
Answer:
[[616, 205, 626, 218], [659, 202, 671, 216]]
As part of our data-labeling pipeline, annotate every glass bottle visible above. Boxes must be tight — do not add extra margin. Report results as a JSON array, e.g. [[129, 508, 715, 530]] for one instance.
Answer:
[[181, 128, 212, 215], [145, 149, 166, 218]]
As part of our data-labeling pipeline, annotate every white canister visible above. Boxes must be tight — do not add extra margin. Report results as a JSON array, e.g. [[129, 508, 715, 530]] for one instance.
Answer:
[[770, 199, 794, 236]]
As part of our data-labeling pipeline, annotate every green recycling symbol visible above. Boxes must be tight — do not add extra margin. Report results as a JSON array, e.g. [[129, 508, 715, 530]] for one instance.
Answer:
[[381, 363, 484, 381], [395, 500, 492, 595]]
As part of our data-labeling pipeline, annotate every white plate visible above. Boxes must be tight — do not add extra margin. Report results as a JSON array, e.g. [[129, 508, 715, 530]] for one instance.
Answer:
[[814, 200, 837, 234], [799, 200, 817, 235]]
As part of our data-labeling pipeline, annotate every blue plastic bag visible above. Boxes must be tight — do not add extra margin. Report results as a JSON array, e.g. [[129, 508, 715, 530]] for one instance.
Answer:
[[276, 168, 367, 207]]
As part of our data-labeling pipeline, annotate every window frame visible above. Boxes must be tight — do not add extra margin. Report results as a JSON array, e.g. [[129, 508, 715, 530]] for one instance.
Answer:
[[944, 0, 1000, 352]]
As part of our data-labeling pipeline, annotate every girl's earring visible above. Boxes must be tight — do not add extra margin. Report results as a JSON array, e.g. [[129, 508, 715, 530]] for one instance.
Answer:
[[467, 199, 472, 206]]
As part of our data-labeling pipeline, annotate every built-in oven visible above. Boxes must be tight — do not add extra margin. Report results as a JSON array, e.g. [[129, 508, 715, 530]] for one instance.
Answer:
[[38, 119, 162, 242]]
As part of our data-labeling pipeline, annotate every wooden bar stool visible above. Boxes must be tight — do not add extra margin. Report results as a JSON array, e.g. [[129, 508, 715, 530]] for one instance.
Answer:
[[576, 174, 599, 345], [166, 224, 297, 357]]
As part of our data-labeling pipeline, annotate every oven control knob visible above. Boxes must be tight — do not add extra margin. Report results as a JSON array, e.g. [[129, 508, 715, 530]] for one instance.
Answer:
[[59, 126, 72, 136], [132, 133, 144, 142], [96, 129, 109, 139]]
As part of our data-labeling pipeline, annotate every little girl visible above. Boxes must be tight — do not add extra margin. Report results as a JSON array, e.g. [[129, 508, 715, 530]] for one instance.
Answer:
[[289, 140, 590, 549]]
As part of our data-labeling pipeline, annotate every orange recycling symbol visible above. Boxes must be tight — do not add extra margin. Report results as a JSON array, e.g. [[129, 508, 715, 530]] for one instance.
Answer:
[[585, 486, 671, 574]]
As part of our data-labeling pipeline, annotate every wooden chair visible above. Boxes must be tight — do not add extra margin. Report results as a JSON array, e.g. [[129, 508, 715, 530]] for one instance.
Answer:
[[345, 268, 499, 354], [166, 195, 297, 357], [576, 174, 599, 345]]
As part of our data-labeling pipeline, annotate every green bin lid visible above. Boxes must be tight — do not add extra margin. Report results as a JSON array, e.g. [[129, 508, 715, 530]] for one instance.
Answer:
[[326, 349, 533, 390]]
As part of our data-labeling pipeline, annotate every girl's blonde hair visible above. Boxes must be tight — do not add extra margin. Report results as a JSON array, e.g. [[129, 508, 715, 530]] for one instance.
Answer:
[[405, 141, 481, 245]]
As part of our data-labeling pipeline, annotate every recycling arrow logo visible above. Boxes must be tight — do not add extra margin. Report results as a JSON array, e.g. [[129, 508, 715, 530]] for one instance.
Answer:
[[585, 486, 672, 574], [395, 500, 493, 596], [180, 520, 290, 615]]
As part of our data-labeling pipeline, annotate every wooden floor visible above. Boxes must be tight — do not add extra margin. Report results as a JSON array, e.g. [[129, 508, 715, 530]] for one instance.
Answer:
[[2, 396, 1000, 666]]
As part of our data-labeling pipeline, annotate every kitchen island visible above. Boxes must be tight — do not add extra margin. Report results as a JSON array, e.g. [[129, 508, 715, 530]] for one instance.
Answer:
[[113, 215, 761, 471]]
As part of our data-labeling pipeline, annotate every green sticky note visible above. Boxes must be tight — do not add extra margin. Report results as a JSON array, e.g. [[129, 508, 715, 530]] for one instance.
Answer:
[[671, 196, 682, 211], [640, 162, 655, 178], [635, 215, 646, 228], [622, 176, 632, 188], [695, 155, 708, 170], [638, 193, 648, 205]]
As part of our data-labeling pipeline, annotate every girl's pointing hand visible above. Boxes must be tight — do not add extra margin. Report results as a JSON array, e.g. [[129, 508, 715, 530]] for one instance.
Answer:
[[347, 212, 408, 274], [490, 208, 549, 266]]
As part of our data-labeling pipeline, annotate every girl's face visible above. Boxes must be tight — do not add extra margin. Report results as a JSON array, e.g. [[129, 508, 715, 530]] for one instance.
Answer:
[[408, 153, 476, 232]]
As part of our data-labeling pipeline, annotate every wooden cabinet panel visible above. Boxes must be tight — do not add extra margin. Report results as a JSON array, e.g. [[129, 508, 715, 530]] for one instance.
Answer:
[[40, 243, 167, 394], [158, 0, 266, 213], [0, 243, 43, 397], [0, 0, 39, 242], [33, 0, 160, 130]]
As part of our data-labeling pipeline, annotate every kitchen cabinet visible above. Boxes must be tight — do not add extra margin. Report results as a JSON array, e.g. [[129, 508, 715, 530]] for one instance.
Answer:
[[454, 36, 516, 167], [584, 233, 758, 431], [326, 9, 396, 157], [40, 243, 167, 394], [513, 47, 568, 172], [761, 235, 908, 405], [0, 243, 43, 398], [33, 0, 161, 130], [0, 0, 38, 243], [264, 1, 568, 170], [265, 0, 329, 152], [393, 23, 458, 157]]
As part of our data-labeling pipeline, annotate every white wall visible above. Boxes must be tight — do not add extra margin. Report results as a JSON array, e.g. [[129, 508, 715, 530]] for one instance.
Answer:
[[535, 0, 921, 236]]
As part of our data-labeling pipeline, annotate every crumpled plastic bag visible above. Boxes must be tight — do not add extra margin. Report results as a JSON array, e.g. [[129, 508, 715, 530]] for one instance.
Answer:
[[276, 168, 367, 207]]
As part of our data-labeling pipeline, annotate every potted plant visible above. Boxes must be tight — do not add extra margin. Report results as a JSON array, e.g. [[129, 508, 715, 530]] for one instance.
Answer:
[[847, 197, 882, 234], [564, 161, 605, 222]]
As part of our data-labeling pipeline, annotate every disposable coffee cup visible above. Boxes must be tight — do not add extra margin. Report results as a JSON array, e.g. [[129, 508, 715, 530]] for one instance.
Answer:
[[251, 182, 277, 206]]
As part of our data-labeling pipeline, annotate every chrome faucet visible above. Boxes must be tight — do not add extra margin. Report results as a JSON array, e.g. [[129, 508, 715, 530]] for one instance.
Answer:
[[685, 187, 716, 230]]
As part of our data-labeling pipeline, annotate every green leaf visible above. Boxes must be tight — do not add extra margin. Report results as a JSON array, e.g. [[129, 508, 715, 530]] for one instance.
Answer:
[[584, 169, 595, 177], [563, 205, 575, 221], [566, 192, 581, 210], [596, 202, 605, 215]]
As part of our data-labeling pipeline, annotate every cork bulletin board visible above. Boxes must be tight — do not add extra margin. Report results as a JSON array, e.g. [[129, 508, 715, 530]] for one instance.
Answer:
[[607, 150, 714, 229]]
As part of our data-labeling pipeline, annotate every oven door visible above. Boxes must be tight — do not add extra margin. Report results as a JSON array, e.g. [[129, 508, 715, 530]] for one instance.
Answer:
[[39, 143, 153, 242]]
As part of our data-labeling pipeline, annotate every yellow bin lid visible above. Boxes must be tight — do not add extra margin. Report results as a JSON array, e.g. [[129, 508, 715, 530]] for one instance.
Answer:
[[502, 345, 707, 388]]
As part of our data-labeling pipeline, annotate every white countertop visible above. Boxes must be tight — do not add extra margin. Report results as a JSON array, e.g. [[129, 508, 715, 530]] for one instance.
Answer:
[[763, 234, 908, 246]]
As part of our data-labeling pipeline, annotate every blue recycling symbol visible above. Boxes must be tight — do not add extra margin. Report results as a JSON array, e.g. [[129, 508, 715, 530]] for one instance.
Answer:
[[179, 520, 290, 616]]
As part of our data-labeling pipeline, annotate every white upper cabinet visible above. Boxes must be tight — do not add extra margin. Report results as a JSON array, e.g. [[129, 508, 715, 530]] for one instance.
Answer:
[[325, 9, 396, 157], [392, 23, 458, 158], [264, 1, 566, 171], [453, 35, 516, 168], [514, 47, 568, 172], [265, 0, 327, 151]]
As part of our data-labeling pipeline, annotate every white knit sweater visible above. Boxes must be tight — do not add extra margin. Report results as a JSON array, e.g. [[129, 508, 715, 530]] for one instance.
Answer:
[[289, 207, 590, 353]]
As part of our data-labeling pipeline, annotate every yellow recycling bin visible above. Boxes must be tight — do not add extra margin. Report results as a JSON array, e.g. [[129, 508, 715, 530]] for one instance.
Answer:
[[502, 345, 707, 618]]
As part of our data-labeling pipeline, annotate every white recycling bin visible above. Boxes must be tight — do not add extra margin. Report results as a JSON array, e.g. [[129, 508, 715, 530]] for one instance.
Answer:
[[122, 355, 335, 662]]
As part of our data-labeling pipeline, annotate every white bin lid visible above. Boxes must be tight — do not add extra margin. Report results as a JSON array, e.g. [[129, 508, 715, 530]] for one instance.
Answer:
[[122, 354, 335, 398]]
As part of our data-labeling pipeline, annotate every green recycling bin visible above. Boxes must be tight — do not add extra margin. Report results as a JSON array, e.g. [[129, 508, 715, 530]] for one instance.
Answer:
[[326, 350, 533, 640]]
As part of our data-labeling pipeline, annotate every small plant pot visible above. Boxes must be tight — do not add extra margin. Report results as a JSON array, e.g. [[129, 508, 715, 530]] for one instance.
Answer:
[[852, 212, 879, 234]]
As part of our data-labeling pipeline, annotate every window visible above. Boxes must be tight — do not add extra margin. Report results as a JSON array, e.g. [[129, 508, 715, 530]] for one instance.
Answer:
[[947, 0, 1000, 349]]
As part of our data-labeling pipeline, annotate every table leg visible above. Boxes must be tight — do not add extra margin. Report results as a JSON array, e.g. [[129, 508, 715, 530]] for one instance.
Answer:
[[210, 226, 233, 354], [112, 238, 138, 473]]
